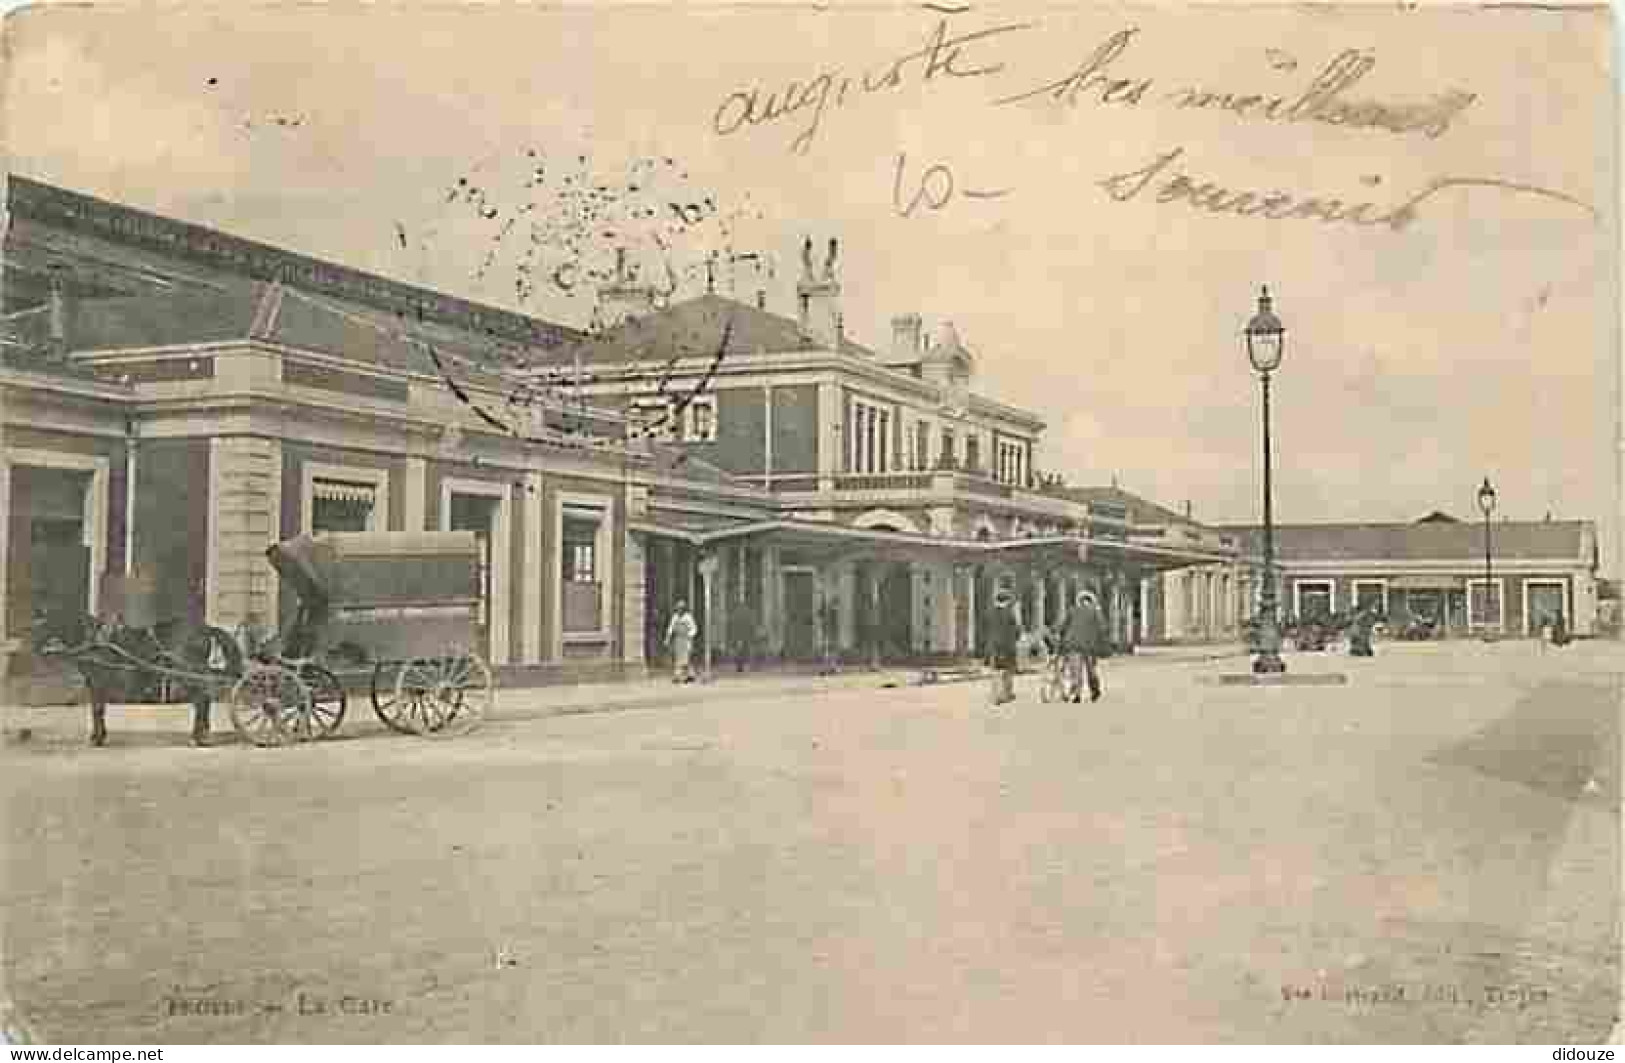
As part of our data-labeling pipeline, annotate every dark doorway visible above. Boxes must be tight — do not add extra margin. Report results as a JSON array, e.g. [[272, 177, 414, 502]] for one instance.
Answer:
[[447, 492, 498, 659], [783, 570, 817, 660], [8, 467, 91, 635], [643, 538, 698, 666], [878, 563, 913, 658]]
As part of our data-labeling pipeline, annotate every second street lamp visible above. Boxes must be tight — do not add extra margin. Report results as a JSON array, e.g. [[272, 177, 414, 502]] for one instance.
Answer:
[[1477, 477, 1498, 640], [1246, 286, 1287, 674]]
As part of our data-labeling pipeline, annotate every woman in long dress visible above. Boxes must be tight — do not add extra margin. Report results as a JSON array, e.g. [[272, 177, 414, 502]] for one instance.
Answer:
[[665, 601, 698, 683]]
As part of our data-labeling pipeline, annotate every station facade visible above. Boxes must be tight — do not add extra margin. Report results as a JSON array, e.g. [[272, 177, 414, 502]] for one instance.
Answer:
[[1, 181, 1241, 692]]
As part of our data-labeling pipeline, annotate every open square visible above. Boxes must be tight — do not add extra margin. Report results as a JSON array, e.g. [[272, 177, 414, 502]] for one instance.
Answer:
[[5, 640, 1618, 1043]]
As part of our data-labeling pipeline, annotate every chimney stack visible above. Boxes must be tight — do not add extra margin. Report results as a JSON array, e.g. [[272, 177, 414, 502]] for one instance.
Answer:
[[796, 235, 843, 351], [891, 313, 922, 360], [598, 248, 659, 328]]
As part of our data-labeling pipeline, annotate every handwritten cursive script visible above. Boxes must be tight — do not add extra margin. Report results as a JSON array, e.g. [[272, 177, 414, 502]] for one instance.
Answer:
[[995, 28, 1478, 140], [712, 15, 1033, 154], [1099, 147, 1598, 231]]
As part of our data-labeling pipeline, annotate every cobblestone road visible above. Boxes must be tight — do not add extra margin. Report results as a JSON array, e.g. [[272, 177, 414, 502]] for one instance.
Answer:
[[3, 641, 1619, 1043]]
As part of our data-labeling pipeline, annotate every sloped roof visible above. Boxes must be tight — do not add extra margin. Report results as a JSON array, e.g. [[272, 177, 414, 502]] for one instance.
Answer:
[[0, 306, 117, 383], [554, 293, 877, 367], [6, 175, 585, 350], [19, 282, 537, 390], [1220, 520, 1591, 563]]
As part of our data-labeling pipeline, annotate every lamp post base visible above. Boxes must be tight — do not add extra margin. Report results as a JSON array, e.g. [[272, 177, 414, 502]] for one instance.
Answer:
[[1252, 651, 1287, 674], [1251, 617, 1287, 673]]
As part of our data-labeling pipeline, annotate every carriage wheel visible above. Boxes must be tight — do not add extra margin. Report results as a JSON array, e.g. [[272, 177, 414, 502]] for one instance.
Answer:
[[391, 653, 493, 737], [370, 661, 414, 734], [229, 665, 311, 748], [296, 663, 347, 739]]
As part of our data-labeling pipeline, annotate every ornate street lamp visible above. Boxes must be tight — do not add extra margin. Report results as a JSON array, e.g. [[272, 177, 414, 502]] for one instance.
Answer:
[[1245, 286, 1287, 674], [1477, 477, 1498, 640]]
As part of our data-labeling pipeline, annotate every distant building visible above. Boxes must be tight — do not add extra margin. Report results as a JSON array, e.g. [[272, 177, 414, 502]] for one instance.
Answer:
[[1221, 514, 1602, 637]]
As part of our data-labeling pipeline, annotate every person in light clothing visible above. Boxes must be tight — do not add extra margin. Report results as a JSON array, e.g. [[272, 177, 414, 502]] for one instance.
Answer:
[[665, 601, 698, 683]]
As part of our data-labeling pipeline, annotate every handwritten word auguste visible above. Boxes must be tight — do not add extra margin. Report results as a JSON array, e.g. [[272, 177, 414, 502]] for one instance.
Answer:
[[712, 16, 1033, 155]]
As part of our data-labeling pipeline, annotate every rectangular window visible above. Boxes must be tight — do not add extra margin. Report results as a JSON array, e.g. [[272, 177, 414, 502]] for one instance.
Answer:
[[629, 397, 676, 441], [682, 395, 718, 442], [562, 507, 604, 633], [966, 436, 981, 475], [996, 440, 1025, 485], [1295, 581, 1333, 621], [1469, 579, 1503, 627], [849, 398, 894, 474], [939, 428, 955, 468], [914, 422, 929, 470], [1353, 581, 1387, 616], [311, 478, 378, 533]]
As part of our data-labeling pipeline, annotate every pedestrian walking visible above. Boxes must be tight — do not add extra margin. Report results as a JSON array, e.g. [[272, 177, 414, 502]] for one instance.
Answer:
[[1061, 589, 1106, 702], [1349, 606, 1376, 657], [729, 598, 759, 673], [665, 600, 698, 683], [986, 588, 1022, 706]]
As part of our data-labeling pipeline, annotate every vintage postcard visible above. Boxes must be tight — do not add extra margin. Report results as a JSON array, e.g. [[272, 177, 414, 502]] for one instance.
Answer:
[[0, 0, 1618, 1045]]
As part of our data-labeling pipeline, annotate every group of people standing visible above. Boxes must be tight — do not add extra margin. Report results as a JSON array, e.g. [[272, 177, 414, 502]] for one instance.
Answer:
[[985, 586, 1109, 707], [664, 585, 1113, 702]]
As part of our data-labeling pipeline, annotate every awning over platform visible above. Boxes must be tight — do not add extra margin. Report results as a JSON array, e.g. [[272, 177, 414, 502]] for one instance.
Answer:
[[630, 521, 1234, 571]]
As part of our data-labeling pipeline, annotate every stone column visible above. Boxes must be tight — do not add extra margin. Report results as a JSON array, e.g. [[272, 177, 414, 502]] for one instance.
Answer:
[[622, 531, 647, 666], [838, 559, 856, 652], [1033, 574, 1047, 631], [207, 436, 282, 635], [936, 562, 957, 653], [762, 546, 783, 656], [965, 567, 978, 655]]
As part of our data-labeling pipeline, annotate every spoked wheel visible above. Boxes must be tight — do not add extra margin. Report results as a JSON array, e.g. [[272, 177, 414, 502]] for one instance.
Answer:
[[390, 653, 494, 737], [371, 661, 414, 733], [296, 663, 347, 740], [229, 664, 312, 748]]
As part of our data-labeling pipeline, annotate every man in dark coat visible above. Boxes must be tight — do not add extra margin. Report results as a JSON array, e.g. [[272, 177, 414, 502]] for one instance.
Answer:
[[1349, 606, 1376, 657], [729, 598, 759, 673], [986, 588, 1022, 705], [1061, 589, 1106, 703]]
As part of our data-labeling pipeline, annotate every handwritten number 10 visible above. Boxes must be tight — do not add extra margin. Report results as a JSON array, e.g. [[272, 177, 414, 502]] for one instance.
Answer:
[[894, 152, 1009, 217], [894, 153, 956, 217]]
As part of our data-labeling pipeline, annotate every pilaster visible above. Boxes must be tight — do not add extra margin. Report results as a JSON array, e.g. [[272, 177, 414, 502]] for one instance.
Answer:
[[207, 436, 282, 633]]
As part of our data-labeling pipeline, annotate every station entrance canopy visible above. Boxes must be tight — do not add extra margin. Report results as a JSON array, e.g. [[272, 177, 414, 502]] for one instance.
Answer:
[[628, 519, 1235, 572]]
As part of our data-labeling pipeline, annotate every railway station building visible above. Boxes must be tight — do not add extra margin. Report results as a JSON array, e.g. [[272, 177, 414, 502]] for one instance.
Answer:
[[2, 178, 1246, 694]]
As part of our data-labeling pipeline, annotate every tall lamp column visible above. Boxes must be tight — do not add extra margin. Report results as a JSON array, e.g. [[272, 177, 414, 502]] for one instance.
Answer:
[[1246, 287, 1287, 675], [1477, 477, 1498, 640]]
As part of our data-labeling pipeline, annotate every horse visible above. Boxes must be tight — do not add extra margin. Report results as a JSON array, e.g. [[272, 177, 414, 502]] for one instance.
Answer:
[[27, 607, 243, 747]]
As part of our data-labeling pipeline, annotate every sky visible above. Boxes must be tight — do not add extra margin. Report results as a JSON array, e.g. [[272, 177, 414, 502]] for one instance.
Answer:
[[3, 2, 1619, 568]]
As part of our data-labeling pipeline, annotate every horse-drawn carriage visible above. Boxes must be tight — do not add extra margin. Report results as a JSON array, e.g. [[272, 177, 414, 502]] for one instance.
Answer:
[[240, 530, 496, 745], [32, 530, 494, 747]]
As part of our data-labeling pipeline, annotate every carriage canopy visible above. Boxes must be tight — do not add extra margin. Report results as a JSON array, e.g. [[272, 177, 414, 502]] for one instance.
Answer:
[[267, 531, 484, 661], [268, 531, 482, 609]]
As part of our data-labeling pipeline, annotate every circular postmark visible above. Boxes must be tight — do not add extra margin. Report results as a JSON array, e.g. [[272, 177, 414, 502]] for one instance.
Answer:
[[388, 142, 776, 455]]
